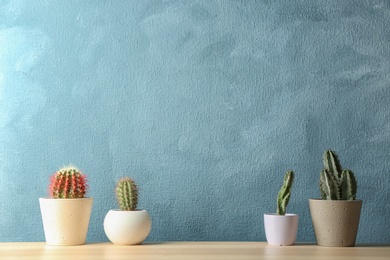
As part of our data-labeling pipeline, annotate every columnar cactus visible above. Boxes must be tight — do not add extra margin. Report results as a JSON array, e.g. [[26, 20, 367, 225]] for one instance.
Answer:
[[116, 177, 138, 211], [277, 170, 295, 215], [49, 166, 88, 198], [319, 150, 357, 200]]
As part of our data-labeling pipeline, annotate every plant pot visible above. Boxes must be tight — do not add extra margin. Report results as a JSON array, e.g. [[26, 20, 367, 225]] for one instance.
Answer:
[[39, 198, 93, 246], [104, 209, 152, 245], [309, 199, 362, 247], [264, 213, 298, 246]]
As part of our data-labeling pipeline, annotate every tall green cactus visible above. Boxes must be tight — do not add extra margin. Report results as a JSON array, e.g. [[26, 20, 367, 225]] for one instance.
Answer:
[[323, 150, 342, 184], [49, 166, 88, 199], [277, 170, 295, 215], [319, 169, 340, 200], [319, 150, 357, 200], [340, 169, 357, 200], [116, 177, 138, 211]]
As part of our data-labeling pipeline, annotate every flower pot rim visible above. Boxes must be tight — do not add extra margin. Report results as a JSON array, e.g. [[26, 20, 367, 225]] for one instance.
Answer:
[[264, 213, 298, 217], [39, 197, 94, 200], [108, 209, 148, 212], [309, 198, 362, 202]]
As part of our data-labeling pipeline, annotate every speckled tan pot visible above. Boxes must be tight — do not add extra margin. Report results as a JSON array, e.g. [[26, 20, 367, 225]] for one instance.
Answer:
[[309, 199, 362, 247], [39, 198, 93, 246]]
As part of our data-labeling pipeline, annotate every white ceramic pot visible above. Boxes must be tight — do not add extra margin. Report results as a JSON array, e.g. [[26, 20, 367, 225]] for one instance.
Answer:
[[309, 199, 362, 247], [104, 209, 152, 245], [39, 198, 93, 246], [264, 213, 298, 246]]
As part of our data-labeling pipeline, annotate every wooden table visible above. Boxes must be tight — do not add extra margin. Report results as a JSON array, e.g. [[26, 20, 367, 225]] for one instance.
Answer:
[[0, 242, 389, 260]]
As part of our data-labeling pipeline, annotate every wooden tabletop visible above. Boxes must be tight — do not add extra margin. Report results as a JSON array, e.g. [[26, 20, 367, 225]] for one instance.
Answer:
[[0, 242, 389, 260]]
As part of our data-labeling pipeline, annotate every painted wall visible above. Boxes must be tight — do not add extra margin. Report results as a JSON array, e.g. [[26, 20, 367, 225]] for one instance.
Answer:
[[0, 0, 389, 243]]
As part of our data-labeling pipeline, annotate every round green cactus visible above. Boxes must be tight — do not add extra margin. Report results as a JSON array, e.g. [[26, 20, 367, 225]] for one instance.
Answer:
[[116, 177, 138, 211]]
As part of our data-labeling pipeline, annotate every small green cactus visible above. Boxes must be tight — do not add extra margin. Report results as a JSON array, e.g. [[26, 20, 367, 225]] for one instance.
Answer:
[[319, 150, 357, 200], [49, 166, 88, 199], [277, 170, 295, 215], [116, 177, 138, 211]]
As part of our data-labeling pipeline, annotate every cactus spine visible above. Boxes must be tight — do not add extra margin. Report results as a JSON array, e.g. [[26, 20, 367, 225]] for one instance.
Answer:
[[277, 170, 295, 215], [319, 150, 357, 200], [116, 177, 138, 211], [49, 166, 88, 198]]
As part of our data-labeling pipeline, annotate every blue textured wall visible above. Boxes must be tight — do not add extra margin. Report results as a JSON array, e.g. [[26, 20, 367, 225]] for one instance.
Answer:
[[0, 0, 389, 243]]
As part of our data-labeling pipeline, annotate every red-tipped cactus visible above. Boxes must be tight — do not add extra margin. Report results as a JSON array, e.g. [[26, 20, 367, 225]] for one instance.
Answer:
[[49, 166, 88, 198]]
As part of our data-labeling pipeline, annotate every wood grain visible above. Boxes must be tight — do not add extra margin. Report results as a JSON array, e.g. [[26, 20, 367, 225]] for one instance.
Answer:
[[0, 242, 389, 260]]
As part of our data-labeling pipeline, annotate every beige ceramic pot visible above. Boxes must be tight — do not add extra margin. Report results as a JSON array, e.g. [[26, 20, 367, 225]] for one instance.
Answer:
[[39, 198, 93, 246], [309, 199, 362, 247], [104, 210, 152, 245]]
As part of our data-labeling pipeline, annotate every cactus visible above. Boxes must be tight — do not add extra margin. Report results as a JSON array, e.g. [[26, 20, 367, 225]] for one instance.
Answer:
[[116, 177, 138, 211], [340, 169, 357, 200], [49, 166, 88, 199], [319, 150, 357, 200], [277, 170, 295, 215], [323, 150, 342, 184], [319, 169, 340, 200]]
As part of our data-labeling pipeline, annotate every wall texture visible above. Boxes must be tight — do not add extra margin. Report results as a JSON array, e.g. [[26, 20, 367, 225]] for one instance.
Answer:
[[0, 0, 389, 243]]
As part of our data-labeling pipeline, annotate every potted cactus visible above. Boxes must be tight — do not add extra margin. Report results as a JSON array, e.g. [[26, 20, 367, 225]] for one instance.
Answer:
[[264, 170, 298, 246], [39, 166, 93, 245], [309, 150, 362, 247], [103, 177, 151, 245]]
